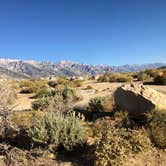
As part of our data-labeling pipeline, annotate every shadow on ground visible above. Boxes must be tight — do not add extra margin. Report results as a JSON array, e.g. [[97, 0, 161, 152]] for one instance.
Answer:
[[74, 106, 114, 121], [56, 145, 95, 166]]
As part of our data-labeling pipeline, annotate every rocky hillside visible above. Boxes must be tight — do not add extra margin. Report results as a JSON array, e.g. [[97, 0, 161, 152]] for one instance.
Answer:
[[0, 59, 165, 78]]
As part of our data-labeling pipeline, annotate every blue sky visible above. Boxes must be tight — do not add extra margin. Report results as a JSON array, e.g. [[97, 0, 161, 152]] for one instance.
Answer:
[[0, 0, 166, 65]]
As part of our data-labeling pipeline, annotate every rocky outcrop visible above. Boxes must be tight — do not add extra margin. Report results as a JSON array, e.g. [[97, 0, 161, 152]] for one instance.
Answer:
[[114, 83, 166, 116]]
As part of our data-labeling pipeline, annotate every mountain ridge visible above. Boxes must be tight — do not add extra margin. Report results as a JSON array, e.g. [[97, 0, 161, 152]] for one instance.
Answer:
[[0, 58, 165, 78]]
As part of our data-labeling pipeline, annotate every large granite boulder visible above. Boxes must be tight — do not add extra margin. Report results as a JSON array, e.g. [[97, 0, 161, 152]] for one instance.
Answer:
[[114, 83, 166, 116]]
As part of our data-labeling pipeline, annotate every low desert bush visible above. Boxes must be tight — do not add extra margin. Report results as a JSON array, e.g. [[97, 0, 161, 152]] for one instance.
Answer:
[[0, 145, 29, 166], [34, 88, 50, 98], [89, 96, 114, 112], [114, 111, 139, 129], [28, 111, 90, 151], [10, 111, 44, 128], [146, 110, 166, 148], [32, 86, 80, 112], [62, 87, 77, 102], [49, 78, 83, 88], [32, 86, 80, 111], [19, 79, 47, 93], [98, 73, 132, 83], [0, 82, 17, 110], [115, 75, 132, 82], [137, 72, 150, 81], [32, 97, 49, 111], [144, 69, 159, 78], [153, 71, 166, 85], [48, 80, 58, 88], [0, 82, 17, 141], [8, 80, 20, 90], [85, 85, 93, 90], [53, 85, 80, 102], [95, 122, 153, 166], [46, 95, 68, 112], [98, 73, 112, 82]]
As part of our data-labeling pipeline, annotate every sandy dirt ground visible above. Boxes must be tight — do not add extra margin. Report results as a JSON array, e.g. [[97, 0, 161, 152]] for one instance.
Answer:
[[146, 85, 166, 94], [75, 81, 123, 107], [13, 92, 35, 111], [124, 150, 166, 166], [12, 81, 166, 111]]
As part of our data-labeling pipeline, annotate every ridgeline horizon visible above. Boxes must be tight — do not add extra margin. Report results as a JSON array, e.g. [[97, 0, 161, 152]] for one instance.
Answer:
[[0, 58, 166, 67], [0, 58, 165, 78]]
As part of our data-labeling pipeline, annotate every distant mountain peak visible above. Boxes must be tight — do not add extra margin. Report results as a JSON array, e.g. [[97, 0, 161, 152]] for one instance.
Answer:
[[0, 58, 165, 78]]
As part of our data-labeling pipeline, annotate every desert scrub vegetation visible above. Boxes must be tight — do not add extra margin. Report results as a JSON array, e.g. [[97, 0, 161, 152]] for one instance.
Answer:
[[31, 95, 64, 111], [19, 79, 48, 94], [9, 111, 44, 128], [62, 86, 79, 102], [0, 82, 17, 110], [93, 116, 153, 166], [33, 88, 51, 98], [137, 72, 150, 81], [98, 72, 133, 83], [28, 111, 91, 151], [89, 96, 114, 112], [146, 110, 166, 148], [85, 85, 93, 90], [8, 80, 20, 90], [144, 69, 159, 78], [153, 70, 166, 85], [48, 77, 83, 88], [135, 68, 166, 85], [95, 126, 153, 166], [32, 86, 80, 111]]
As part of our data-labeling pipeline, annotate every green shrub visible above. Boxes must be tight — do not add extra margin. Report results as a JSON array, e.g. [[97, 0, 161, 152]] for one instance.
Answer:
[[32, 94, 70, 112], [98, 73, 111, 82], [89, 97, 105, 112], [10, 111, 44, 128], [98, 73, 132, 83], [19, 80, 34, 89], [85, 85, 93, 90], [62, 87, 77, 102], [19, 79, 47, 93], [137, 72, 150, 81], [95, 124, 153, 166], [114, 111, 138, 129], [35, 88, 50, 98], [32, 97, 49, 111], [28, 112, 90, 151], [48, 81, 58, 88], [46, 95, 67, 112], [153, 72, 166, 85], [56, 78, 83, 88], [32, 86, 79, 111], [0, 82, 17, 111], [115, 75, 132, 82], [144, 69, 159, 78], [89, 96, 114, 112], [146, 110, 166, 148]]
